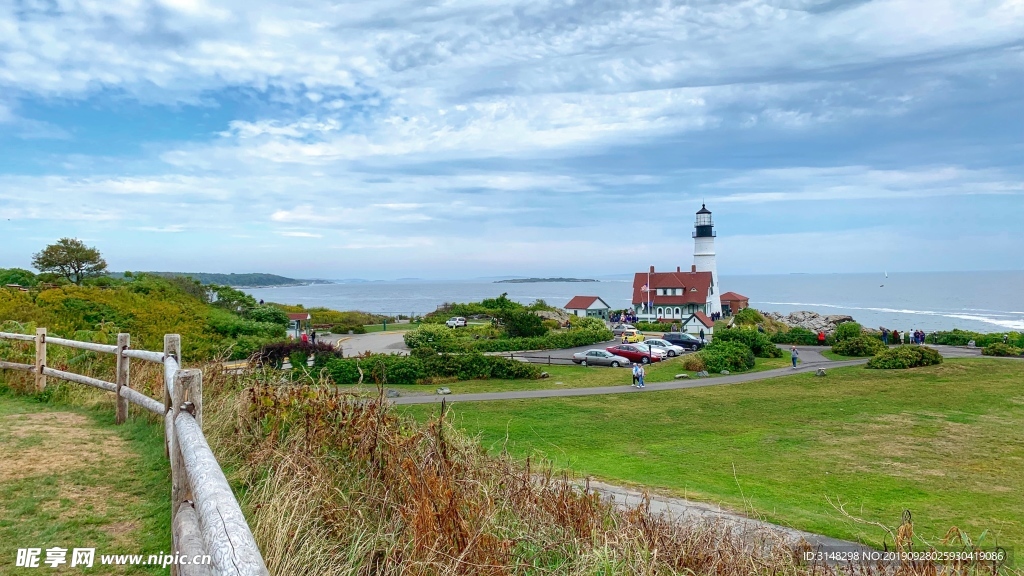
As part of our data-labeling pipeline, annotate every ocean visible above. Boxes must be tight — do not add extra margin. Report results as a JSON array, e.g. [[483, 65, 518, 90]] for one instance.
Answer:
[[245, 271, 1024, 333]]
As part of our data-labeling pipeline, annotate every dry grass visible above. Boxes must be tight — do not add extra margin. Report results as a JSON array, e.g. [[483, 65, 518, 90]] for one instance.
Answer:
[[192, 364, 1010, 576]]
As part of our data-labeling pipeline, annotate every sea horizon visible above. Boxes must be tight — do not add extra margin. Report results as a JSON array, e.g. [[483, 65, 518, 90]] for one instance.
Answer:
[[246, 270, 1024, 334]]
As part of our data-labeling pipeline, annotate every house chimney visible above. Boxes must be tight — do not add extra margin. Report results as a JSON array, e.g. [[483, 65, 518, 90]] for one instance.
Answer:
[[649, 265, 655, 273], [691, 265, 696, 273], [676, 266, 681, 272]]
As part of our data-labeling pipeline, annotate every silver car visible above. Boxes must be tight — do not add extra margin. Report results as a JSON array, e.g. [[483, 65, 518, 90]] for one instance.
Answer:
[[611, 324, 636, 336], [572, 349, 630, 367], [645, 338, 686, 357]]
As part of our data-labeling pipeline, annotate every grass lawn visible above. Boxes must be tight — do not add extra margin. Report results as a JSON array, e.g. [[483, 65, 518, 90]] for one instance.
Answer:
[[335, 354, 793, 396], [821, 350, 867, 361], [401, 358, 1024, 548], [0, 389, 171, 574], [361, 322, 421, 333]]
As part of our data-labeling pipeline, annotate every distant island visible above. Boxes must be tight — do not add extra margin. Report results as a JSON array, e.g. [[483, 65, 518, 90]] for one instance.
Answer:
[[494, 277, 599, 284], [135, 272, 333, 288]]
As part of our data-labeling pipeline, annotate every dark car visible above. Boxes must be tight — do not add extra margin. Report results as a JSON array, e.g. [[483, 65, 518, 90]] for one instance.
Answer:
[[605, 344, 664, 364], [661, 332, 705, 351]]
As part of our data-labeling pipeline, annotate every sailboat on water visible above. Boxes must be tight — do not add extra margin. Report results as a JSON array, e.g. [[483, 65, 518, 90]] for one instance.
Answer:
[[881, 271, 887, 287]]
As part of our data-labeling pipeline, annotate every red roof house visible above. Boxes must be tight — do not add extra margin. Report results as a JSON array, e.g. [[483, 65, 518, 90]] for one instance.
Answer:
[[564, 296, 610, 319], [632, 265, 713, 321], [719, 292, 750, 316]]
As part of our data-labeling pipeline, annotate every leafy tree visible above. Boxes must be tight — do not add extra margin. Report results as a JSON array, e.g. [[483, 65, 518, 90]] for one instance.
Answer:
[[833, 322, 862, 342], [245, 305, 290, 326], [501, 310, 547, 338], [31, 238, 108, 285], [209, 284, 258, 313], [0, 268, 37, 287]]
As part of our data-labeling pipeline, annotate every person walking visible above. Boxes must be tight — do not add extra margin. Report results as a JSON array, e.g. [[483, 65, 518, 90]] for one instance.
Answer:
[[790, 346, 799, 369], [637, 363, 646, 388], [817, 331, 825, 346], [882, 328, 889, 345], [311, 331, 317, 345], [631, 363, 640, 387], [621, 332, 628, 344], [699, 328, 706, 343]]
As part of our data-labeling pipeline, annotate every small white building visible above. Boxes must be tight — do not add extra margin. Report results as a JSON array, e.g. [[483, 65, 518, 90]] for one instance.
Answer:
[[680, 311, 714, 336], [564, 296, 611, 320]]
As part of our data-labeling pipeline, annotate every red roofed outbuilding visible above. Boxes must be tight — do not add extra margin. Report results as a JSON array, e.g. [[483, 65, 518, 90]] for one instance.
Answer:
[[564, 296, 610, 320], [719, 292, 749, 316]]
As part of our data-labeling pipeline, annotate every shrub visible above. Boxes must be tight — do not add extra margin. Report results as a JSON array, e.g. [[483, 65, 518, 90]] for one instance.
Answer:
[[867, 346, 943, 369], [569, 316, 606, 331], [731, 308, 764, 326], [502, 310, 547, 338], [289, 350, 309, 369], [256, 341, 343, 368], [403, 324, 458, 349], [541, 319, 561, 331], [831, 335, 886, 357], [770, 327, 820, 346], [331, 323, 366, 334], [323, 353, 541, 384], [982, 342, 1023, 357], [695, 341, 755, 373], [712, 328, 782, 358], [927, 329, 1022, 348], [833, 322, 862, 342], [681, 354, 706, 372], [245, 305, 290, 326], [635, 322, 674, 331]]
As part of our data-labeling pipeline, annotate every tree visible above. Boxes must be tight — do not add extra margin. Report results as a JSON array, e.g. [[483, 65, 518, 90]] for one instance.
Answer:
[[31, 238, 108, 285], [501, 310, 548, 338], [0, 268, 38, 287]]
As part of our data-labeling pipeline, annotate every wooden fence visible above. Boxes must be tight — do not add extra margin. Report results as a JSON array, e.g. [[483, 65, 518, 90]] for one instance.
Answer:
[[0, 328, 268, 576]]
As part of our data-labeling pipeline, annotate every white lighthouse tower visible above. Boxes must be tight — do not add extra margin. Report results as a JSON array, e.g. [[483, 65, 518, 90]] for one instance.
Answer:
[[693, 203, 722, 317]]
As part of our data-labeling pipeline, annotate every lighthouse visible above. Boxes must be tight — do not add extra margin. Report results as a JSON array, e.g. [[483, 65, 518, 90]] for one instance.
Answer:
[[692, 204, 722, 317]]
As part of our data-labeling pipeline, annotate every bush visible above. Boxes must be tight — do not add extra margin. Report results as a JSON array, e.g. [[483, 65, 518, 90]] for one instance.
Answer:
[[681, 354, 706, 372], [833, 322, 862, 342], [331, 323, 366, 334], [695, 341, 755, 373], [245, 305, 290, 326], [635, 322, 675, 331], [502, 310, 548, 338], [928, 329, 1022, 348], [323, 353, 541, 385], [982, 342, 1023, 357], [406, 325, 612, 354], [770, 327, 820, 346], [403, 324, 458, 349], [731, 308, 764, 327], [541, 319, 561, 331], [867, 346, 943, 369], [712, 328, 782, 358], [569, 316, 606, 331], [256, 341, 343, 368], [832, 335, 886, 357]]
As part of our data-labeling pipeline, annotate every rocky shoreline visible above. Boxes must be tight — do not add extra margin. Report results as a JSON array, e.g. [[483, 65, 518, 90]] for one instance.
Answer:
[[763, 310, 856, 334]]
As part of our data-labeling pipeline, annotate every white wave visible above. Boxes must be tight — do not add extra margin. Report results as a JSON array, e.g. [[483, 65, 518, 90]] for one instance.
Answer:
[[944, 314, 1024, 330]]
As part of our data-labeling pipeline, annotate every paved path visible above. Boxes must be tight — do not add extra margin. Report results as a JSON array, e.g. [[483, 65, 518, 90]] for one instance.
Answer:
[[392, 356, 865, 405], [587, 480, 872, 555]]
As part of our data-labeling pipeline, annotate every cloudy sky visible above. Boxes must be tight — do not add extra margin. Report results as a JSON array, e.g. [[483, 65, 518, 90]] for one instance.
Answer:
[[1, 0, 1022, 280]]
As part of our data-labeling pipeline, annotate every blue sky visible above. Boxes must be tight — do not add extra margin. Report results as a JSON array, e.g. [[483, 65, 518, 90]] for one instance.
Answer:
[[1, 0, 1022, 280]]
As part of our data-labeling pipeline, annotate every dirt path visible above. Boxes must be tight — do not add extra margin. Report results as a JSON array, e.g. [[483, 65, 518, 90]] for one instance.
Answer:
[[0, 394, 169, 574]]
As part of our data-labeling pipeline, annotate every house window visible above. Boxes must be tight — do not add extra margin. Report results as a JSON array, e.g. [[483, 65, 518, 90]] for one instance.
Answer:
[[674, 307, 681, 318], [657, 307, 664, 317]]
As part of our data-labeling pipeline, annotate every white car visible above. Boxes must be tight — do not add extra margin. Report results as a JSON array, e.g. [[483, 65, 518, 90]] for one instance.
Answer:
[[632, 343, 668, 359], [645, 338, 686, 357], [445, 316, 468, 328]]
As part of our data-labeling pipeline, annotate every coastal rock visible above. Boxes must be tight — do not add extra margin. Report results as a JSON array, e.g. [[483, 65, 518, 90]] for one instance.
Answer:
[[436, 387, 451, 395], [720, 370, 730, 375], [815, 368, 827, 377], [674, 373, 689, 379], [535, 310, 570, 324], [764, 311, 856, 335], [540, 371, 550, 378], [386, 388, 400, 398]]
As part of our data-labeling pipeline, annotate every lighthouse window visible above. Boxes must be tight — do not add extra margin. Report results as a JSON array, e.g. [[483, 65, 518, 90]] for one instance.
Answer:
[[674, 307, 681, 318], [657, 307, 664, 317]]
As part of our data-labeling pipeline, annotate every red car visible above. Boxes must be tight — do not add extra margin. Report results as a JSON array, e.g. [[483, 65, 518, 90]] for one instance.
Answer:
[[605, 343, 664, 364]]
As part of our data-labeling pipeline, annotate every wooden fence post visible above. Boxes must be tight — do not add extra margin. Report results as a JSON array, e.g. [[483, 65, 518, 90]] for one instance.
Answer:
[[169, 367, 202, 576], [115, 333, 130, 424], [163, 334, 182, 412], [35, 328, 46, 392]]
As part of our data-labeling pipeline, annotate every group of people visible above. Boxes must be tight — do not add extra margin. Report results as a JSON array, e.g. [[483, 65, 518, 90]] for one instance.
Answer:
[[611, 311, 638, 324], [880, 328, 927, 345], [708, 311, 723, 321]]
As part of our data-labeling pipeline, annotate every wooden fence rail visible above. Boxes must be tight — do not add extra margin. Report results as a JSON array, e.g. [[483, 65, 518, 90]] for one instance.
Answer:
[[0, 329, 269, 576]]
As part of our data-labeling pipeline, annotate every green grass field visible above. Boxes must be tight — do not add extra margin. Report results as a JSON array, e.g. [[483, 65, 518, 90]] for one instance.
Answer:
[[402, 358, 1024, 548], [0, 390, 170, 575]]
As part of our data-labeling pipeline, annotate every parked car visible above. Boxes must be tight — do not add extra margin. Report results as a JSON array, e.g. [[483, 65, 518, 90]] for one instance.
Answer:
[[572, 349, 631, 367], [618, 329, 645, 343], [445, 316, 468, 328], [606, 343, 664, 364], [611, 324, 637, 336], [661, 332, 705, 351], [632, 343, 668, 359], [644, 338, 686, 357]]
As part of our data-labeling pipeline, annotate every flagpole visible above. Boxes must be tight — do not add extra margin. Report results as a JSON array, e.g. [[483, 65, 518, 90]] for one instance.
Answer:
[[647, 270, 651, 324]]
